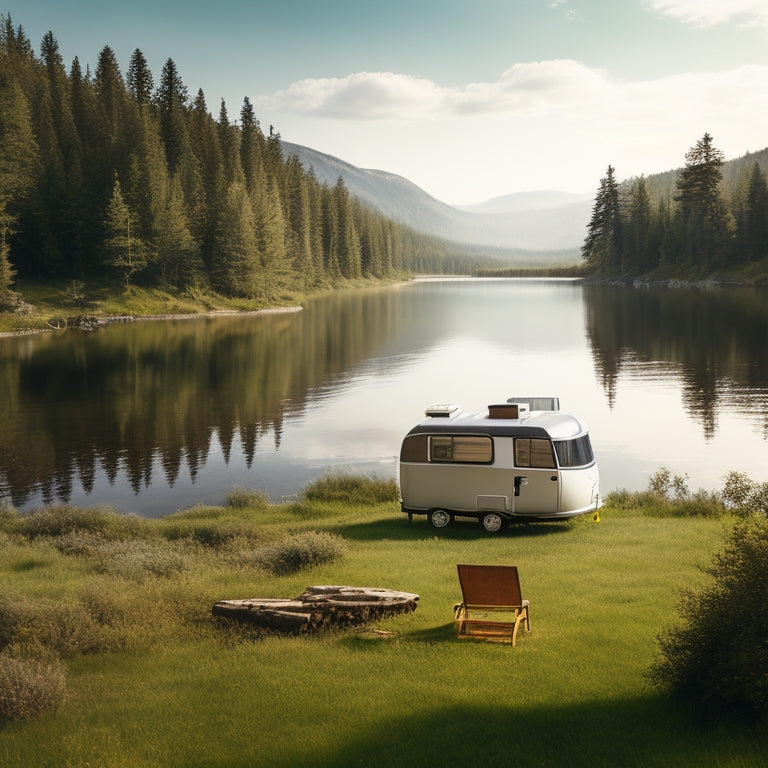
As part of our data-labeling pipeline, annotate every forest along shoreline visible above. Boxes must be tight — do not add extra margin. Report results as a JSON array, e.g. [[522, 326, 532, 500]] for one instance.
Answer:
[[0, 306, 303, 337]]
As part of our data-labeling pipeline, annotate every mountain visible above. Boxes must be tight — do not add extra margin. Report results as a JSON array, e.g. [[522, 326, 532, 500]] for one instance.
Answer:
[[280, 140, 590, 257], [457, 190, 592, 215]]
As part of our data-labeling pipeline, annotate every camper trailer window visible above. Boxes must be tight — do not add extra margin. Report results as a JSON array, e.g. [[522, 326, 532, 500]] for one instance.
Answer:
[[429, 435, 493, 464], [515, 438, 556, 469], [554, 435, 594, 467]]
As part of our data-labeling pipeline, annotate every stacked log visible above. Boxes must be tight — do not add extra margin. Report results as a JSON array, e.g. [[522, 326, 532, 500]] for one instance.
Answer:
[[212, 585, 420, 635]]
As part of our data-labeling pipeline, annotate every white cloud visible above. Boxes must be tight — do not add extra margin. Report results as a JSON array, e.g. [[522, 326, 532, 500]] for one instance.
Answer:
[[261, 61, 611, 121], [265, 61, 768, 204], [646, 0, 768, 29], [271, 72, 444, 120]]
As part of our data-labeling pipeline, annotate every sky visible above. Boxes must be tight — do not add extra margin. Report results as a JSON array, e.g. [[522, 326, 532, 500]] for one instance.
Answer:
[[6, 0, 768, 205]]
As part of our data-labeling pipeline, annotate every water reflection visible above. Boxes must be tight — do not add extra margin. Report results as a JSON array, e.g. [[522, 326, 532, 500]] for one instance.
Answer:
[[585, 284, 768, 439], [1, 279, 767, 514]]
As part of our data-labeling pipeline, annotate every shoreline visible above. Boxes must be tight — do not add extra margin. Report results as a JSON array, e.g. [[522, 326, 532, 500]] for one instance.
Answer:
[[0, 305, 303, 338]]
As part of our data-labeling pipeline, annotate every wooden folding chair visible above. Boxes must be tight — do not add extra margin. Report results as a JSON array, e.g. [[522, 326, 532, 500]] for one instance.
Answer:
[[453, 564, 531, 646]]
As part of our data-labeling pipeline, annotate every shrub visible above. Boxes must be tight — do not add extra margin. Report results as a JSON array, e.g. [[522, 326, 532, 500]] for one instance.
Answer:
[[90, 539, 188, 580], [159, 517, 258, 548], [648, 467, 689, 499], [722, 471, 768, 516], [226, 486, 270, 510], [0, 595, 111, 656], [0, 500, 17, 532], [252, 531, 347, 576], [0, 654, 66, 723], [19, 505, 143, 540], [648, 514, 768, 720], [53, 530, 109, 556], [302, 473, 399, 505]]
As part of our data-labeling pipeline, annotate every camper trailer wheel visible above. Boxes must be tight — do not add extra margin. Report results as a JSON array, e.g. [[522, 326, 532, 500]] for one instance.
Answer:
[[428, 509, 452, 529], [481, 512, 504, 533]]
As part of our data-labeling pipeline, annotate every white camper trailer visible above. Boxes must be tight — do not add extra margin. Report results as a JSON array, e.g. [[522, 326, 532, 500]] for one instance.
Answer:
[[399, 398, 600, 532]]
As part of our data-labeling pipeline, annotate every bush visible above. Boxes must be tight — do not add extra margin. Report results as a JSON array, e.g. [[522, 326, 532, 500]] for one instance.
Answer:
[[722, 471, 768, 516], [648, 467, 689, 499], [648, 514, 768, 720], [226, 486, 270, 510], [0, 595, 112, 657], [252, 531, 347, 576], [0, 500, 17, 531], [19, 505, 143, 540], [158, 516, 259, 548], [90, 539, 188, 580], [302, 473, 399, 505], [0, 654, 66, 723]]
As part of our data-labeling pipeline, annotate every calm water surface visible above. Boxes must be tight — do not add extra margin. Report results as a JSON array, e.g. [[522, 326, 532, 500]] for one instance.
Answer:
[[2, 278, 767, 516]]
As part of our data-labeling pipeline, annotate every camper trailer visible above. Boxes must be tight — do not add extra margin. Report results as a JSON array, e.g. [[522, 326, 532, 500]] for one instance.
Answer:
[[399, 398, 600, 532]]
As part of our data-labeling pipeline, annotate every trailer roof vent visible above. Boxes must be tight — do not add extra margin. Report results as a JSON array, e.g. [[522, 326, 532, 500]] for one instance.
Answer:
[[506, 396, 560, 411], [488, 403, 529, 419], [424, 404, 462, 418]]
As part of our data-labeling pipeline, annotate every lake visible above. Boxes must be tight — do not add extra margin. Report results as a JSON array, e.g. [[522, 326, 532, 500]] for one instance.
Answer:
[[2, 278, 767, 516]]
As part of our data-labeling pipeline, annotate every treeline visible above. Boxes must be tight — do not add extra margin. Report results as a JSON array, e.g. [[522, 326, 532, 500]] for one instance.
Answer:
[[0, 15, 460, 304], [474, 265, 586, 278], [582, 133, 768, 277]]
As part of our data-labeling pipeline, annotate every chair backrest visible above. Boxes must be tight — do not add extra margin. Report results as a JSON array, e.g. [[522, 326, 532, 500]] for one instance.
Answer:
[[457, 564, 523, 608]]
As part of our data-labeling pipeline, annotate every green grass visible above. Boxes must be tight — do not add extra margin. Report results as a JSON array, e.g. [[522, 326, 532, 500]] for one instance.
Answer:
[[0, 279, 300, 333], [0, 275, 411, 333], [0, 481, 766, 767]]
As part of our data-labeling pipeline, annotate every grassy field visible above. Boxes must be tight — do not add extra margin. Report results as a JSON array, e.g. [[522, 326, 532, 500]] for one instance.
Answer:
[[0, 478, 766, 767]]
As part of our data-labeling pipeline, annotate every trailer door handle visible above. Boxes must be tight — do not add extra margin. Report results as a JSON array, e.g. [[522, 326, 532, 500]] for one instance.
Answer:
[[514, 476, 528, 496], [551, 475, 557, 481]]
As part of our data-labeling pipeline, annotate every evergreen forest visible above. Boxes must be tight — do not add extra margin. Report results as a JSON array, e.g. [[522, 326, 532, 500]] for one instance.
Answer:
[[0, 15, 470, 308], [582, 133, 768, 280]]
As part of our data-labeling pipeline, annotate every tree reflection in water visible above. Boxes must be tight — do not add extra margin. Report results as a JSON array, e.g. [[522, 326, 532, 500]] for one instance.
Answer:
[[2, 280, 768, 513]]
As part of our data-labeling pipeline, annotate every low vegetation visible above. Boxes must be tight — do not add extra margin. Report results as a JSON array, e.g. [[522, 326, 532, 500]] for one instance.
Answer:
[[0, 279, 302, 334], [1, 471, 766, 767], [649, 513, 768, 720]]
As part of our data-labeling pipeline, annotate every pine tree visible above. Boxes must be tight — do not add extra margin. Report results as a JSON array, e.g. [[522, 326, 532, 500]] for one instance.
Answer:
[[239, 96, 265, 195], [103, 177, 147, 286], [321, 186, 341, 280], [94, 45, 126, 142], [0, 57, 40, 205], [334, 177, 362, 278], [734, 161, 768, 263], [0, 44, 42, 279], [189, 89, 224, 273], [211, 181, 260, 297], [155, 58, 190, 177], [625, 176, 653, 273], [217, 100, 243, 185], [40, 30, 85, 275], [70, 55, 108, 274], [581, 165, 621, 273], [126, 48, 154, 105], [154, 174, 202, 287], [0, 197, 17, 307], [125, 105, 169, 249], [255, 180, 291, 298], [93, 45, 132, 209], [674, 133, 731, 270], [283, 154, 314, 287]]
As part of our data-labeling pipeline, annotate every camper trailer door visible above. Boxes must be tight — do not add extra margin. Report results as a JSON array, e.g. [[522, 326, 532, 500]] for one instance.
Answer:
[[512, 437, 560, 514]]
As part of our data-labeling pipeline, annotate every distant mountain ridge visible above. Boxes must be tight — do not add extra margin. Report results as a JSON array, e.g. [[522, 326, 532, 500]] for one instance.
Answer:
[[280, 140, 590, 256], [457, 190, 592, 214]]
